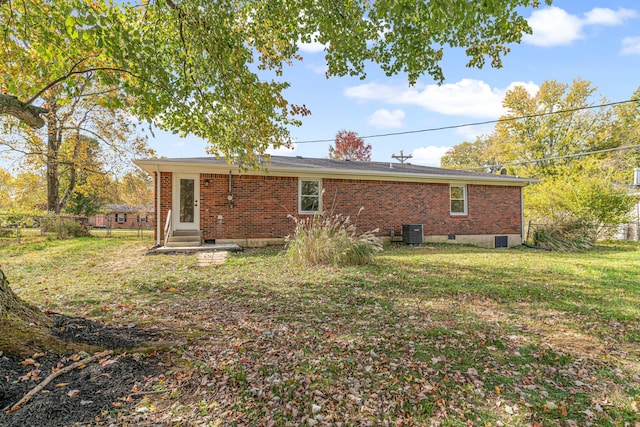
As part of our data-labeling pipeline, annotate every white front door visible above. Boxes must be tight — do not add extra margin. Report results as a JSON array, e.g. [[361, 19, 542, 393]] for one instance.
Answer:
[[173, 174, 200, 230]]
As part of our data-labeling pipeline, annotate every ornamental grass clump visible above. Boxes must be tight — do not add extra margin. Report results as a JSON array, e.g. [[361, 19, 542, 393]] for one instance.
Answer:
[[285, 210, 382, 266], [532, 220, 596, 252]]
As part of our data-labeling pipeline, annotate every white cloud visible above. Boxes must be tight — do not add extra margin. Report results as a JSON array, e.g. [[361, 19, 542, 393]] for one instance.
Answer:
[[345, 79, 539, 119], [453, 124, 494, 142], [267, 143, 297, 156], [297, 33, 326, 53], [621, 36, 640, 55], [367, 109, 405, 128], [308, 63, 328, 75], [410, 146, 451, 167], [523, 6, 584, 46], [298, 41, 325, 53], [524, 6, 638, 47], [344, 83, 399, 102], [584, 7, 637, 25]]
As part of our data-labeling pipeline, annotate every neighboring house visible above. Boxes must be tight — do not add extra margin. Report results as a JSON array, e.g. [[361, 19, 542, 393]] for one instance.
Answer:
[[134, 156, 537, 248], [88, 204, 154, 229]]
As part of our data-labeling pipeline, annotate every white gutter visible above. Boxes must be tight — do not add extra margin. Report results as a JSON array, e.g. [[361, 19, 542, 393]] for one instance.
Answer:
[[135, 159, 538, 187], [155, 164, 161, 246]]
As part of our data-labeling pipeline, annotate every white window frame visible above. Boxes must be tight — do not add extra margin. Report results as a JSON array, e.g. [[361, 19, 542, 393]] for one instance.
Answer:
[[299, 178, 322, 214], [138, 215, 148, 223], [115, 213, 127, 223], [450, 184, 467, 215]]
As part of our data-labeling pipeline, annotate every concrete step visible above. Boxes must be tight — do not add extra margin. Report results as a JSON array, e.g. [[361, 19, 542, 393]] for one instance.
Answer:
[[165, 229, 202, 247], [173, 230, 201, 237], [169, 235, 202, 242], [165, 239, 201, 247]]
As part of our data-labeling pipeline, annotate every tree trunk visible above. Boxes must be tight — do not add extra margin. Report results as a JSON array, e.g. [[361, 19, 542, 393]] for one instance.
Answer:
[[46, 109, 61, 213], [0, 269, 85, 356]]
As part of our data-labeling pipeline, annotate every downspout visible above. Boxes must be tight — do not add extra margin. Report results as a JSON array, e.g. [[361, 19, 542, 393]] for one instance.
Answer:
[[156, 164, 161, 246], [521, 186, 525, 245]]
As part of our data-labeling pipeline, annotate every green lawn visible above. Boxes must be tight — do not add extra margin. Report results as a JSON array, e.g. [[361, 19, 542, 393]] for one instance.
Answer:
[[2, 238, 639, 426]]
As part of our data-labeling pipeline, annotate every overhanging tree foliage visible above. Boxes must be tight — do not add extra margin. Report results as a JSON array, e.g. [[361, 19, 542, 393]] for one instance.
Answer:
[[2, 0, 550, 166], [1, 0, 552, 355]]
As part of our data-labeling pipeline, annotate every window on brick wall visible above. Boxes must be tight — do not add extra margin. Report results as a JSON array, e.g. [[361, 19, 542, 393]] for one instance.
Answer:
[[299, 179, 322, 214], [138, 215, 148, 222], [450, 184, 467, 215], [115, 213, 127, 223]]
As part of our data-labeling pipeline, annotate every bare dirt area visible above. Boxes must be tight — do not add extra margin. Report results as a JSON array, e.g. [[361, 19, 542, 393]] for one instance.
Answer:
[[0, 313, 166, 427]]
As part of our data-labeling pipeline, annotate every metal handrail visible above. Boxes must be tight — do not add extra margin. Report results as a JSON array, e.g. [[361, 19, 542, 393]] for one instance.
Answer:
[[163, 209, 172, 247]]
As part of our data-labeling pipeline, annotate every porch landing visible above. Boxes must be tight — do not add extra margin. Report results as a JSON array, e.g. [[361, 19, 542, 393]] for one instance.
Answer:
[[153, 243, 243, 254]]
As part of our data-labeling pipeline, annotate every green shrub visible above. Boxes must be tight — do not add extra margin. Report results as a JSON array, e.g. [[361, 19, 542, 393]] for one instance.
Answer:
[[0, 228, 14, 238], [285, 210, 382, 266], [40, 213, 90, 238], [526, 172, 635, 243]]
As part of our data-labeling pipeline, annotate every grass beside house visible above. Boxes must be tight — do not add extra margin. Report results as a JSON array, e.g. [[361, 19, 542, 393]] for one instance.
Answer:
[[2, 238, 639, 426]]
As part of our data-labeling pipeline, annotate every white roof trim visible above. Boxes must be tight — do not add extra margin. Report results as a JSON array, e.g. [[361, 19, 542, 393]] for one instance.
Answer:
[[134, 159, 538, 186]]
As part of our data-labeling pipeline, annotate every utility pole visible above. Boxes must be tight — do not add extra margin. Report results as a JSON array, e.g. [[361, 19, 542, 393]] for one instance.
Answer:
[[391, 150, 413, 164]]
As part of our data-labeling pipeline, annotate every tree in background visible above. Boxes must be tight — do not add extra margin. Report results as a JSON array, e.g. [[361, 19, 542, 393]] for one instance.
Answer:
[[8, 171, 47, 210], [329, 130, 372, 161], [440, 79, 640, 248], [599, 87, 640, 183], [0, 168, 13, 209], [114, 170, 154, 207], [2, 74, 153, 213], [440, 134, 502, 173], [2, 0, 550, 169], [494, 79, 614, 178]]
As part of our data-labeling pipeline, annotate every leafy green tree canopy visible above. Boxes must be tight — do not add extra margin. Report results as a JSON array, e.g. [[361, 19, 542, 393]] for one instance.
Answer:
[[440, 134, 502, 173], [2, 0, 550, 166]]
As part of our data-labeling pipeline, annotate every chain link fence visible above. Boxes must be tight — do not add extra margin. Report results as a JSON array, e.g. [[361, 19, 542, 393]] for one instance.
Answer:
[[0, 214, 152, 247]]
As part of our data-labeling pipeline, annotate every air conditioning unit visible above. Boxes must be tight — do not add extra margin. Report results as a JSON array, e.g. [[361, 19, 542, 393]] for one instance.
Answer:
[[402, 224, 423, 245]]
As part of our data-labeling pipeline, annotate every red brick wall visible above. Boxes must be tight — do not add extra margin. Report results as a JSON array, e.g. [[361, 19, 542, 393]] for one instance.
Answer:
[[200, 174, 297, 239], [160, 173, 523, 241], [323, 179, 522, 237]]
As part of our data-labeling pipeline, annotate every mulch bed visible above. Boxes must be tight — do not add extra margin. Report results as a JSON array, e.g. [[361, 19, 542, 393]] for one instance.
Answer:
[[0, 313, 167, 427]]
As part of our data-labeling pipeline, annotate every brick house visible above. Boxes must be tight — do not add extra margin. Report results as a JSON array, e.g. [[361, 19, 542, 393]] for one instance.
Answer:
[[88, 204, 154, 229], [134, 156, 536, 248]]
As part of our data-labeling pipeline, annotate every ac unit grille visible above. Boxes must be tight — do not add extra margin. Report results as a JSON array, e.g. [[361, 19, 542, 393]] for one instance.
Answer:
[[402, 224, 423, 245]]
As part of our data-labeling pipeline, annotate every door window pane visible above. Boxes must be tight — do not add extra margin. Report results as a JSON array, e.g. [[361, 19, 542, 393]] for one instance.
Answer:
[[180, 179, 195, 223]]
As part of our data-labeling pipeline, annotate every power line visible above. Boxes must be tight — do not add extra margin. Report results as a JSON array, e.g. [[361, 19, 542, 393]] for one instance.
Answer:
[[468, 144, 640, 171], [293, 98, 640, 144]]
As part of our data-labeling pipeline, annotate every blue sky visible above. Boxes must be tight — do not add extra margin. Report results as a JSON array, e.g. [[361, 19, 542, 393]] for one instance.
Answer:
[[151, 0, 640, 166]]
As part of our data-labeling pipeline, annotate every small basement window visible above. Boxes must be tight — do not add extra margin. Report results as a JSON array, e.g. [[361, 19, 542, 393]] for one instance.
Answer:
[[450, 184, 467, 215], [299, 179, 322, 214]]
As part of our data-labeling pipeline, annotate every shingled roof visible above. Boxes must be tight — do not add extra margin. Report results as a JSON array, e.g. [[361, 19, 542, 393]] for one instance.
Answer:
[[135, 155, 537, 185]]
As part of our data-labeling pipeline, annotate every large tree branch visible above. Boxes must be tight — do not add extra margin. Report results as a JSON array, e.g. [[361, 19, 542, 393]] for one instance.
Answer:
[[0, 94, 48, 128], [25, 63, 127, 105]]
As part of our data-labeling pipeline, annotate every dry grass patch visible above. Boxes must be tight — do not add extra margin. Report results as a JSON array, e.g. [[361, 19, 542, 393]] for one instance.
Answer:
[[1, 239, 639, 426]]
